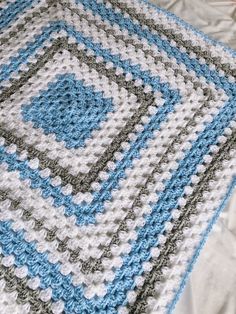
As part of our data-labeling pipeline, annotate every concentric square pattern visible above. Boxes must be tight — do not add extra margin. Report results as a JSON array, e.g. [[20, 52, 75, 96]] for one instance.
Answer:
[[0, 0, 235, 313]]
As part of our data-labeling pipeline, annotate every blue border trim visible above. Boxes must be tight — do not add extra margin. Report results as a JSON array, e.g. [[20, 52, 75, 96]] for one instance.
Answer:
[[0, 0, 38, 31], [167, 177, 236, 313], [140, 0, 236, 57]]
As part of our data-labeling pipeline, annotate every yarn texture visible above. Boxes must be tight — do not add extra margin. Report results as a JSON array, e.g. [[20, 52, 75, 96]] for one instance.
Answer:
[[0, 0, 235, 313]]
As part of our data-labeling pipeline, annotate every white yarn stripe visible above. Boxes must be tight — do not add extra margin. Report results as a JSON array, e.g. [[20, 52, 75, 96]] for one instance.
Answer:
[[0, 6, 57, 65], [0, 13, 228, 264], [0, 104, 233, 299], [0, 1, 231, 298], [0, 253, 65, 314], [0, 84, 229, 256], [0, 0, 49, 37], [108, 129, 236, 308], [91, 94, 226, 244], [2, 0, 227, 118], [0, 167, 73, 237], [117, 141, 236, 313], [116, 0, 236, 71], [0, 288, 29, 314], [0, 25, 228, 258], [63, 0, 232, 89], [0, 49, 227, 258], [146, 151, 236, 313], [61, 3, 229, 91], [0, 0, 18, 10], [3, 0, 232, 96], [1, 20, 227, 182], [1, 50, 143, 176], [0, 0, 235, 312], [0, 185, 114, 297]]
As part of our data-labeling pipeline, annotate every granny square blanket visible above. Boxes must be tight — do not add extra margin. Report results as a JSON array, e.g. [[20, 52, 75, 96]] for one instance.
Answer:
[[0, 0, 236, 313]]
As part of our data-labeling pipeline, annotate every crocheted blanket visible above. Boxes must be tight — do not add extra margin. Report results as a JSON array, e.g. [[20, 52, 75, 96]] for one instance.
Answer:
[[0, 0, 235, 313]]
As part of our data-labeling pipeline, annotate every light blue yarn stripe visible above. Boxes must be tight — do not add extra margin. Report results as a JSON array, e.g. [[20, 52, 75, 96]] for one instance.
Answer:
[[1, 19, 234, 230], [0, 21, 175, 95], [0, 23, 181, 225], [104, 99, 236, 308], [21, 73, 115, 149], [0, 0, 234, 91], [1, 20, 234, 233], [0, 83, 179, 225], [0, 0, 235, 314], [0, 19, 235, 95], [167, 176, 236, 314], [0, 219, 118, 313], [137, 1, 236, 310], [0, 0, 38, 30], [140, 0, 236, 58], [0, 23, 60, 83], [0, 16, 234, 310], [94, 89, 179, 216], [0, 95, 235, 313], [0, 147, 98, 225], [0, 16, 180, 226], [76, 0, 235, 92], [0, 220, 87, 313], [0, 21, 178, 97], [0, 1, 234, 312]]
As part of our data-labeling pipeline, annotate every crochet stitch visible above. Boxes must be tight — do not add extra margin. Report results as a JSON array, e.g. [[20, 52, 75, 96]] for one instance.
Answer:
[[0, 0, 236, 313]]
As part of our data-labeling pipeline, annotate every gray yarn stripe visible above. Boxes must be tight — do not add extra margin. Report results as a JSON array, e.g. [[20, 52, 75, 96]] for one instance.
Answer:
[[0, 4, 51, 48], [105, 0, 236, 78], [0, 83, 216, 273], [0, 37, 155, 194], [1, 0, 234, 81], [0, 127, 77, 190], [0, 0, 223, 199], [79, 89, 217, 274], [65, 42, 156, 192], [1, 1, 235, 312], [0, 41, 58, 103], [0, 34, 218, 273], [0, 190, 81, 263], [0, 8, 226, 275], [0, 257, 53, 314], [0, 8, 217, 197], [61, 0, 215, 99], [0, 29, 221, 276], [0, 72, 213, 269], [0, 75, 214, 272], [129, 131, 236, 314], [0, 129, 233, 314], [0, 39, 217, 272]]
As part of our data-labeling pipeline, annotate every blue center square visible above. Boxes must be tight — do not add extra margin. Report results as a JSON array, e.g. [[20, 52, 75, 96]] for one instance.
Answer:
[[21, 74, 114, 149]]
